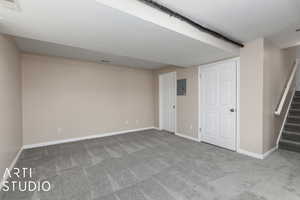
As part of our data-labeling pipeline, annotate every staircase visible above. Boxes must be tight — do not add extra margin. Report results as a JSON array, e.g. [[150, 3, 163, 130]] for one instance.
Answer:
[[279, 91, 300, 153]]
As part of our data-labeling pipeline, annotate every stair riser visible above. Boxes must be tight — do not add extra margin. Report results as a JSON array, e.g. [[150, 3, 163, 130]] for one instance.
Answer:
[[293, 98, 300, 103], [289, 110, 300, 116], [279, 142, 300, 153], [284, 125, 300, 132], [291, 104, 300, 109], [287, 117, 300, 124], [282, 134, 300, 143]]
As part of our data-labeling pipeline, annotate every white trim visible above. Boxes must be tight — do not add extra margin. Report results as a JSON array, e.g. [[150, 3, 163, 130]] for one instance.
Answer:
[[237, 149, 264, 159], [198, 57, 240, 151], [175, 132, 201, 142], [276, 88, 295, 147], [262, 147, 278, 159], [158, 71, 177, 133], [200, 57, 240, 68], [236, 59, 241, 151], [23, 127, 155, 149], [1, 127, 156, 188], [159, 74, 163, 130], [237, 147, 278, 160], [198, 67, 202, 142], [0, 147, 23, 190], [174, 72, 177, 134]]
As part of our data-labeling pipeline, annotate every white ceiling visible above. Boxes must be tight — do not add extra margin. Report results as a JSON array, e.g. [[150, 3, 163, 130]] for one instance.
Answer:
[[1, 1, 298, 69], [14, 37, 166, 69], [156, 0, 300, 47], [0, 0, 237, 68]]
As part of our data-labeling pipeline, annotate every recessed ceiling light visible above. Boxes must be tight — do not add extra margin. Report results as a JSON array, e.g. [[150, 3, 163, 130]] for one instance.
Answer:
[[101, 60, 111, 63]]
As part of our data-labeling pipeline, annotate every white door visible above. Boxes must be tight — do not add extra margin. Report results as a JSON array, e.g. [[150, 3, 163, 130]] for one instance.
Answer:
[[159, 72, 176, 132], [200, 60, 237, 151]]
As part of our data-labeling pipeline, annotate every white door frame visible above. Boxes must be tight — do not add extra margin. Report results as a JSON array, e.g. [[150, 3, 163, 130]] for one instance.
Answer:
[[159, 72, 177, 133], [198, 57, 240, 151]]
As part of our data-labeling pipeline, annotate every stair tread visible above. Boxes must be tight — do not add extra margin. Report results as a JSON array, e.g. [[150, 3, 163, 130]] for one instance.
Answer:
[[280, 139, 300, 145], [285, 122, 300, 127], [280, 91, 300, 152], [288, 115, 300, 119], [290, 108, 300, 111], [283, 130, 300, 135]]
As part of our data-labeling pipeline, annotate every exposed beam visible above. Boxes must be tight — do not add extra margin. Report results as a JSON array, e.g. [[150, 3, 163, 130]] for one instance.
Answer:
[[138, 0, 244, 48]]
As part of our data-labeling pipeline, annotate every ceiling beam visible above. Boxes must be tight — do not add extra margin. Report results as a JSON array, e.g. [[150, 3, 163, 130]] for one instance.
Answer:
[[138, 0, 244, 48]]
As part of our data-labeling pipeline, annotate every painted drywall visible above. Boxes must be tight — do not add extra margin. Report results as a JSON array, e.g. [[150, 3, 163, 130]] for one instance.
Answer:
[[286, 46, 300, 90], [97, 0, 239, 53], [153, 66, 199, 139], [285, 45, 300, 59], [152, 39, 294, 155], [22, 54, 155, 145], [240, 38, 264, 154], [0, 35, 22, 178], [239, 38, 295, 154], [262, 40, 295, 153]]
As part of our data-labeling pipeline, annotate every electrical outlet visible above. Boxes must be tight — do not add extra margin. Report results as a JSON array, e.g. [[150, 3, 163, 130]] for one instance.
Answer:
[[190, 125, 193, 130], [136, 120, 139, 124], [125, 120, 129, 125]]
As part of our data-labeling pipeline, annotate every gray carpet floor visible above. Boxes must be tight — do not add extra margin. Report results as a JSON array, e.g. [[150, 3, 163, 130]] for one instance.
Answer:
[[1, 129, 300, 200]]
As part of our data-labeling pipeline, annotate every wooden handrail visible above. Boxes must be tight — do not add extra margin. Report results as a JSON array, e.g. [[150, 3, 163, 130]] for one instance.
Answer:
[[274, 60, 299, 116]]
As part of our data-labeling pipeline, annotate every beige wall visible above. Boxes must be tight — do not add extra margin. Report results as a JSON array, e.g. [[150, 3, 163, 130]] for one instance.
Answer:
[[239, 38, 295, 154], [286, 46, 300, 90], [285, 45, 300, 60], [2, 34, 296, 160], [153, 66, 199, 139], [240, 38, 265, 154], [22, 54, 155, 145], [30, 36, 290, 156], [0, 35, 22, 177], [262, 40, 294, 153], [152, 40, 293, 155]]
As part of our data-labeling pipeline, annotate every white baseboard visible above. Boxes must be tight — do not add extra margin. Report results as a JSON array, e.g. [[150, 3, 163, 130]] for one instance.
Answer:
[[23, 127, 156, 149], [237, 149, 264, 159], [237, 146, 277, 160], [2, 127, 156, 189], [0, 147, 23, 190], [262, 146, 278, 159], [175, 133, 200, 142]]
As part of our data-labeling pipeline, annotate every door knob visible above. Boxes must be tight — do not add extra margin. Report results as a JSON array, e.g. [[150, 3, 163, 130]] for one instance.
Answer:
[[230, 108, 235, 112], [173, 105, 175, 109]]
